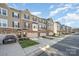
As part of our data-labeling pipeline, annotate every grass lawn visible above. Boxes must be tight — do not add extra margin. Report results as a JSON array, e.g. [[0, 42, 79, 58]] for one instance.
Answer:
[[19, 38, 39, 48]]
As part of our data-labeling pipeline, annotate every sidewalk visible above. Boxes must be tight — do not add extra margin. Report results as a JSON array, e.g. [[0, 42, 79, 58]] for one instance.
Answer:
[[23, 35, 71, 56], [0, 42, 25, 56]]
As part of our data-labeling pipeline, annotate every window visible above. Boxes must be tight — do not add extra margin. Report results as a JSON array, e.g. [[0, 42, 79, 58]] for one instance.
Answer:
[[32, 23, 38, 31], [2, 9, 7, 16], [39, 19, 42, 22], [24, 22, 28, 29], [39, 24, 41, 28], [3, 23, 6, 27], [42, 24, 45, 29], [33, 26, 36, 28], [24, 14, 29, 19], [38, 24, 41, 29], [44, 25, 46, 29], [12, 21, 19, 28], [25, 23, 28, 28], [0, 19, 8, 28], [0, 8, 8, 16], [12, 12, 19, 18], [33, 17, 37, 21]]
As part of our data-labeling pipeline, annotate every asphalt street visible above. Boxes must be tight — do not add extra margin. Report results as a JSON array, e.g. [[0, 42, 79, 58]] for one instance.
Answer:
[[39, 33, 79, 56]]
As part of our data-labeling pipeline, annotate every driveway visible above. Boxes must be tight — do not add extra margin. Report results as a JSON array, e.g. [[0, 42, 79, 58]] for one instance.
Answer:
[[0, 42, 25, 56]]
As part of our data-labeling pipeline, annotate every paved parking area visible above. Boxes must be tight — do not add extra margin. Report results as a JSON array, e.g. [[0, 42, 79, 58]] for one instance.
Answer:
[[0, 42, 25, 56]]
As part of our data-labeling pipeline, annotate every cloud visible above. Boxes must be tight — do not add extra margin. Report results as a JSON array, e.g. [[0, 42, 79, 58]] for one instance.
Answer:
[[65, 21, 75, 26], [8, 3, 26, 10], [8, 4, 18, 9], [49, 5, 54, 9], [75, 9, 79, 13], [57, 13, 79, 22], [76, 7, 79, 9], [49, 4, 73, 17], [57, 13, 79, 27], [31, 11, 42, 17], [49, 7, 68, 17], [63, 13, 79, 21], [64, 4, 72, 9]]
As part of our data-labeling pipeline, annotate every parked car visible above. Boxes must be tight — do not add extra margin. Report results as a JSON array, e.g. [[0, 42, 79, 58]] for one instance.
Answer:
[[0, 34, 17, 44]]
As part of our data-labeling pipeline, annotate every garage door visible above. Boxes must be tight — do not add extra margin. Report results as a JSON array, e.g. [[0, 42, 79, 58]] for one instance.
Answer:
[[27, 33, 38, 37], [49, 32, 53, 35], [40, 33, 46, 36]]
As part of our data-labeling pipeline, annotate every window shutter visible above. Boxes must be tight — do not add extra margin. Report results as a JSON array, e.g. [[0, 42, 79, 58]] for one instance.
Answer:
[[0, 8, 1, 14], [12, 21, 14, 27], [28, 15, 29, 19], [12, 12, 14, 17], [18, 23, 19, 28], [18, 14, 19, 18]]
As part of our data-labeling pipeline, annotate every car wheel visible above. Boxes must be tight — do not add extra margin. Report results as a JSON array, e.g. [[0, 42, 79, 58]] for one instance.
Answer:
[[3, 40, 7, 44]]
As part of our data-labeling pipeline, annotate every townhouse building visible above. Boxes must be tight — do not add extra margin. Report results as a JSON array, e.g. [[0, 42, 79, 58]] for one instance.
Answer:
[[61, 25, 72, 34], [38, 18, 47, 36], [53, 21, 61, 36], [28, 15, 39, 37], [9, 8, 21, 36], [61, 25, 66, 34], [46, 18, 54, 36], [19, 9, 31, 37], [20, 10, 39, 38], [0, 4, 39, 38], [65, 26, 72, 34], [0, 4, 14, 34], [72, 28, 79, 33], [0, 3, 72, 38]]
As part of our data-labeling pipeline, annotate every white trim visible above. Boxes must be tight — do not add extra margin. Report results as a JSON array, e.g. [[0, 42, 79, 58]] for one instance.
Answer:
[[13, 27, 21, 29]]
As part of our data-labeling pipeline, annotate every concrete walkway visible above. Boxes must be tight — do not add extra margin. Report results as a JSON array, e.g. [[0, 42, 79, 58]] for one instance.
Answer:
[[23, 35, 71, 56], [0, 42, 25, 56]]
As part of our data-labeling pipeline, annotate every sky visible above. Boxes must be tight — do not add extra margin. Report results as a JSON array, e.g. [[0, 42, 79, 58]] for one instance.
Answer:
[[8, 3, 79, 28]]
